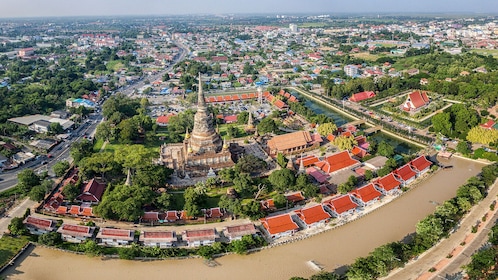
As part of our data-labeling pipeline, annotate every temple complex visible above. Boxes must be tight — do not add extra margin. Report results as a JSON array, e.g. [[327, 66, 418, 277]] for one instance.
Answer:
[[160, 74, 235, 177]]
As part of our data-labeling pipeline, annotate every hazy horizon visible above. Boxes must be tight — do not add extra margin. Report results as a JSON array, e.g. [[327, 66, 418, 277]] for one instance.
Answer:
[[0, 0, 497, 19]]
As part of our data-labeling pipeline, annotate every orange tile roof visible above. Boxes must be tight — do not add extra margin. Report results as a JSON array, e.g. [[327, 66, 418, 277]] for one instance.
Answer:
[[325, 195, 357, 214], [285, 191, 305, 203], [60, 224, 91, 234], [80, 207, 93, 217], [295, 204, 331, 225], [297, 155, 319, 167], [326, 134, 335, 142], [274, 99, 287, 109], [395, 164, 417, 181], [351, 183, 382, 203], [267, 131, 313, 152], [56, 206, 68, 214], [248, 93, 257, 98], [349, 91, 376, 102], [166, 211, 178, 221], [260, 213, 299, 235], [318, 151, 360, 173], [69, 205, 81, 215], [410, 156, 432, 172], [376, 173, 401, 191], [240, 94, 249, 99], [216, 96, 224, 102], [351, 146, 369, 158]]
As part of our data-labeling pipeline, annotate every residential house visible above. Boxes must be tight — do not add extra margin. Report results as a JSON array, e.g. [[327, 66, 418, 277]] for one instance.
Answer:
[[156, 114, 175, 126], [350, 183, 383, 207], [223, 223, 258, 241], [140, 231, 177, 248], [394, 164, 417, 186], [57, 223, 96, 243], [183, 229, 218, 247], [410, 155, 432, 175], [260, 213, 300, 239], [315, 150, 361, 174], [96, 228, 134, 246], [375, 173, 402, 195], [142, 212, 160, 224], [23, 216, 56, 235], [30, 120, 51, 133], [76, 178, 106, 204], [295, 204, 331, 228], [323, 195, 358, 218]]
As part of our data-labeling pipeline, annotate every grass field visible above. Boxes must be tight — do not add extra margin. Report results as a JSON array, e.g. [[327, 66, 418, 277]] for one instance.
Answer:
[[0, 235, 30, 268], [470, 49, 498, 58], [350, 52, 381, 61]]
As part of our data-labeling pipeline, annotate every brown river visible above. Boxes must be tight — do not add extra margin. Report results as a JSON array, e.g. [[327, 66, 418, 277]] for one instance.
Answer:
[[2, 156, 486, 280]]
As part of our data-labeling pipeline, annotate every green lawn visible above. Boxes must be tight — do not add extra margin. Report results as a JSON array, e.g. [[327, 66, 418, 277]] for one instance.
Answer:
[[93, 138, 105, 152], [0, 235, 30, 268], [470, 49, 498, 58]]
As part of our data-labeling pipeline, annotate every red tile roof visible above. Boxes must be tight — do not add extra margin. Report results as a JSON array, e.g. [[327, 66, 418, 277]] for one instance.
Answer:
[[58, 224, 93, 237], [406, 91, 430, 109], [142, 212, 159, 222], [376, 173, 401, 191], [260, 199, 276, 210], [223, 115, 238, 123], [395, 164, 417, 181], [184, 229, 217, 241], [351, 183, 382, 203], [224, 223, 258, 239], [24, 216, 54, 230], [295, 204, 331, 225], [260, 213, 299, 235], [77, 178, 106, 203], [324, 195, 357, 215], [410, 156, 432, 172], [317, 151, 360, 173], [142, 231, 175, 239], [480, 119, 495, 129], [100, 228, 133, 238], [349, 91, 376, 102]]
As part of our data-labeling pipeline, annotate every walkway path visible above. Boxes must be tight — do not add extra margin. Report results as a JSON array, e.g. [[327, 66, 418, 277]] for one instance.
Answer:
[[384, 179, 498, 280], [0, 198, 36, 237]]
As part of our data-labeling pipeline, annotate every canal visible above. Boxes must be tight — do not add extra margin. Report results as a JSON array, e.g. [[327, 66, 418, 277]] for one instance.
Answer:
[[294, 91, 420, 155]]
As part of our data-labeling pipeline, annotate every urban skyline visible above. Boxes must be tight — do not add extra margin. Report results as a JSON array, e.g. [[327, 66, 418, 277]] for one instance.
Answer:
[[0, 0, 497, 18]]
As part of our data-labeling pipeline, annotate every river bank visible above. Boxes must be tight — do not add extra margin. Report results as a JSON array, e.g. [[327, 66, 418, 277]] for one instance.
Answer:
[[2, 156, 487, 280]]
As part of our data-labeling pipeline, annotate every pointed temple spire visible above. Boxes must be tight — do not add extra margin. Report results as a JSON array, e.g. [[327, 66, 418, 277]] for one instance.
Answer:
[[197, 72, 206, 108]]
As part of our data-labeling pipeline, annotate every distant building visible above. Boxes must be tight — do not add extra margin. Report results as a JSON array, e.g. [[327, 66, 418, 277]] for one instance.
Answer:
[[349, 91, 376, 102], [267, 131, 322, 156], [140, 231, 177, 248], [23, 216, 55, 235], [96, 228, 134, 246], [57, 223, 96, 243], [183, 228, 218, 247], [344, 65, 359, 77]]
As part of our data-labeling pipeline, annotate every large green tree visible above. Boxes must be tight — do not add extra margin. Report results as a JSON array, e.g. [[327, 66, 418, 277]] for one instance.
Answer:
[[268, 168, 296, 192]]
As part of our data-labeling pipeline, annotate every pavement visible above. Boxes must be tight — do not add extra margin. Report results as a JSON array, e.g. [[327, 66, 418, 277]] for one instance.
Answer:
[[384, 179, 498, 280], [0, 198, 37, 237]]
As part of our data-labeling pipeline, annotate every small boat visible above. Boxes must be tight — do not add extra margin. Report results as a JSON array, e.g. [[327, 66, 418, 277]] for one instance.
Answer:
[[307, 260, 324, 271]]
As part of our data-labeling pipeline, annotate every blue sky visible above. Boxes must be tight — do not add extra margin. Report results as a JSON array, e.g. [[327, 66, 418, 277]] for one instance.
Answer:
[[0, 0, 497, 18]]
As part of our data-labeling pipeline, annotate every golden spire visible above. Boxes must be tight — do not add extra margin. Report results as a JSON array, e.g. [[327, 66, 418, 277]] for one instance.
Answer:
[[185, 127, 190, 139], [223, 137, 229, 150]]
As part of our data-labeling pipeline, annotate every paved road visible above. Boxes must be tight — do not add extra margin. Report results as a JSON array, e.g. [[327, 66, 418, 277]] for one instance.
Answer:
[[0, 198, 36, 237], [384, 179, 498, 280]]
